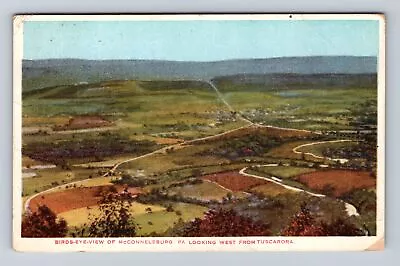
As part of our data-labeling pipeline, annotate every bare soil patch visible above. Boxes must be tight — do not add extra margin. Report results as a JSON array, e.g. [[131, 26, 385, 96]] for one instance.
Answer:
[[294, 170, 376, 197], [29, 185, 142, 214], [53, 115, 112, 131], [202, 171, 268, 192]]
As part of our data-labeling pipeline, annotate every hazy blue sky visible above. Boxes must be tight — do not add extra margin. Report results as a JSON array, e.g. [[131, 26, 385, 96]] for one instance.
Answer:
[[23, 20, 379, 61]]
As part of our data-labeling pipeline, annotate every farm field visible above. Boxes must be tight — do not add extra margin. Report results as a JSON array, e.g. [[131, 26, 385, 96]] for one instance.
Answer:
[[201, 171, 268, 192], [254, 166, 316, 179], [167, 180, 247, 201], [134, 203, 208, 236], [28, 185, 143, 214], [250, 182, 296, 197], [294, 170, 376, 197]]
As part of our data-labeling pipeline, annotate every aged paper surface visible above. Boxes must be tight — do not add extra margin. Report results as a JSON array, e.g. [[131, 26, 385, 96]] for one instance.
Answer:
[[13, 14, 385, 252]]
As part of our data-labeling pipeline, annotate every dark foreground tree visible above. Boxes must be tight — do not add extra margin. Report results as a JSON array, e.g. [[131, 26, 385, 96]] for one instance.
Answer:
[[281, 204, 326, 236], [21, 205, 67, 237], [282, 204, 363, 236], [177, 209, 271, 237], [88, 191, 136, 237]]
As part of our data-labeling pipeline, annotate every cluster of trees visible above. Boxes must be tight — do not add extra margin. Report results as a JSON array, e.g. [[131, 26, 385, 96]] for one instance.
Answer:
[[111, 174, 157, 187], [135, 187, 210, 207], [322, 141, 376, 165], [23, 134, 157, 165], [171, 209, 271, 237], [349, 100, 377, 128], [21, 206, 67, 237], [198, 135, 282, 160], [281, 204, 364, 236]]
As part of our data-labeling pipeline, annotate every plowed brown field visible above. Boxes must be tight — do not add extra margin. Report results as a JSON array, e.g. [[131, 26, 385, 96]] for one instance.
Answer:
[[202, 171, 268, 192], [294, 170, 376, 197], [29, 185, 142, 214]]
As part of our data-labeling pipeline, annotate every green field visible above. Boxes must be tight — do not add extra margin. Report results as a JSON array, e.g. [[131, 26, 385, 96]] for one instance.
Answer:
[[22, 166, 100, 196], [168, 180, 247, 201], [134, 202, 208, 236], [254, 166, 316, 179]]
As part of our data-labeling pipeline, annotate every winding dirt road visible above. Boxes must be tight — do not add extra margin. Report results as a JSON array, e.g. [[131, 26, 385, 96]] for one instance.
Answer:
[[292, 139, 357, 163]]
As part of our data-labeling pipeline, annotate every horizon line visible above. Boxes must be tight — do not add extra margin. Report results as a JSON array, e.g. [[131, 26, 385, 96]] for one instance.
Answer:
[[22, 55, 378, 63]]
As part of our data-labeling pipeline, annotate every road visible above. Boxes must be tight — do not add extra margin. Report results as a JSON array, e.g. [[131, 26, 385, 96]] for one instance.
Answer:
[[204, 80, 254, 125], [292, 139, 357, 162]]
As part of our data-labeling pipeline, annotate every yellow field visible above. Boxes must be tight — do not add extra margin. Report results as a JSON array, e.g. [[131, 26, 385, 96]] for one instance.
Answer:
[[78, 176, 114, 187], [168, 180, 229, 201], [23, 116, 70, 127], [250, 183, 295, 197], [22, 156, 47, 168], [58, 202, 165, 227]]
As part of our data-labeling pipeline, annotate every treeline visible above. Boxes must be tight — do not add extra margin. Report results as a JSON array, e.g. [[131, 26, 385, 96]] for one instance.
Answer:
[[23, 133, 158, 165], [22, 189, 364, 238]]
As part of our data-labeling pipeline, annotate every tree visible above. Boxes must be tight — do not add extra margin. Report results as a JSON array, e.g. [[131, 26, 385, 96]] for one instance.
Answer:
[[191, 168, 203, 177], [226, 192, 233, 201], [88, 191, 136, 237], [21, 205, 67, 237], [281, 204, 326, 236], [176, 209, 271, 237]]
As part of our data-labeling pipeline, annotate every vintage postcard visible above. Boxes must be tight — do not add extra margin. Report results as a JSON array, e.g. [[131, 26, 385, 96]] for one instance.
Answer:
[[13, 14, 385, 252]]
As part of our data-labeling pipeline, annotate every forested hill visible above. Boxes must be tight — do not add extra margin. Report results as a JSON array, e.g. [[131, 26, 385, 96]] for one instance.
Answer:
[[22, 56, 377, 91]]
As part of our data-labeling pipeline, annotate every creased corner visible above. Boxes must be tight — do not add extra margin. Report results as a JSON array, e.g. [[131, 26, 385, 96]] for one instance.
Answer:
[[366, 237, 384, 251], [13, 15, 30, 30]]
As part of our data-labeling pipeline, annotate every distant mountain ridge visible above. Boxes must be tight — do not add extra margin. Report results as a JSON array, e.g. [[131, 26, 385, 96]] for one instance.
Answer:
[[22, 56, 377, 91]]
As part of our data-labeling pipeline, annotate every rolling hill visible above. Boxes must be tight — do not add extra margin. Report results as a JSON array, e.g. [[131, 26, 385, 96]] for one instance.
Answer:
[[22, 56, 377, 91]]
